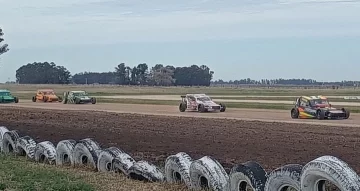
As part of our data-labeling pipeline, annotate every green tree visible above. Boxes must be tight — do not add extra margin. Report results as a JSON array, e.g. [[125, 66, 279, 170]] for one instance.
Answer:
[[149, 65, 174, 86], [16, 62, 71, 84], [114, 63, 127, 85], [0, 27, 9, 57]]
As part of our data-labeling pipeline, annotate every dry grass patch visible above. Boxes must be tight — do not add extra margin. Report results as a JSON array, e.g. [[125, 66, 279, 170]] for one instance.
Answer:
[[0, 154, 188, 191]]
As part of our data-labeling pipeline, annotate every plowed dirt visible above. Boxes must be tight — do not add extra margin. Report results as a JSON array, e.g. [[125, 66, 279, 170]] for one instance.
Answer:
[[1, 107, 360, 173]]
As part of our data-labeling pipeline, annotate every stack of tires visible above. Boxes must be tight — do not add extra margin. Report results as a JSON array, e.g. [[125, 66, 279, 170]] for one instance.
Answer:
[[1, 125, 360, 191]]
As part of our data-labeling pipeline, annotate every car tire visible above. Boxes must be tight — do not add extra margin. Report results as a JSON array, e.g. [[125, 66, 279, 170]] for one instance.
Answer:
[[291, 108, 299, 119], [316, 110, 325, 120], [32, 96, 36, 102], [198, 104, 206, 113], [91, 97, 96, 104], [220, 103, 226, 112], [14, 97, 19, 103], [342, 108, 350, 119], [179, 103, 186, 112]]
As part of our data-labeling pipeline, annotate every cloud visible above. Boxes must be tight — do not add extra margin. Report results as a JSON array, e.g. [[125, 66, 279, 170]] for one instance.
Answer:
[[1, 0, 360, 48]]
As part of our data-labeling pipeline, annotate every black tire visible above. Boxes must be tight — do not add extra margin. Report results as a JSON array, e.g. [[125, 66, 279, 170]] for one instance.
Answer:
[[56, 139, 77, 166], [165, 152, 193, 188], [14, 97, 19, 103], [128, 160, 165, 182], [34, 141, 57, 165], [179, 103, 186, 112], [73, 138, 101, 170], [58, 96, 63, 102], [15, 135, 37, 160], [91, 97, 96, 104], [316, 110, 325, 120], [0, 126, 9, 153], [189, 156, 229, 190], [32, 96, 36, 102], [342, 108, 350, 119], [265, 164, 302, 191], [97, 147, 124, 172], [43, 96, 47, 102], [198, 104, 206, 113], [220, 103, 226, 112], [75, 98, 81, 104], [229, 161, 267, 191], [301, 156, 360, 191], [112, 152, 136, 176], [1, 130, 20, 154], [291, 108, 299, 119]]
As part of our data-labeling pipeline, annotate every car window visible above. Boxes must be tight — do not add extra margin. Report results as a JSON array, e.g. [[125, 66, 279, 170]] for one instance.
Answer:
[[300, 99, 308, 107], [188, 96, 195, 101]]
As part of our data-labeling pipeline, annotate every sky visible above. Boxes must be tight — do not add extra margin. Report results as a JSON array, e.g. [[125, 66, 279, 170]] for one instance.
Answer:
[[0, 0, 359, 82]]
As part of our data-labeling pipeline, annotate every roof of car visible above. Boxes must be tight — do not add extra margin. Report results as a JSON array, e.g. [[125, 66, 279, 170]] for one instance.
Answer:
[[186, 94, 208, 98], [38, 89, 54, 92], [302, 95, 327, 100], [70, 90, 86, 93], [0, 89, 10, 92]]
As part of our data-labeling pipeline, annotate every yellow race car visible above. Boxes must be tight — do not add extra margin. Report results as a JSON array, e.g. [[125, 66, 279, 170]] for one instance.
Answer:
[[290, 96, 350, 120]]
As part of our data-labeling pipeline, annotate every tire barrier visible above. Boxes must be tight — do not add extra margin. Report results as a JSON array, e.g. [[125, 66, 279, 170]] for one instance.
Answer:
[[1, 126, 360, 191]]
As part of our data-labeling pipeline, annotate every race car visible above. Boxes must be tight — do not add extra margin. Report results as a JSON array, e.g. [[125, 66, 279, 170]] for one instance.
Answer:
[[62, 90, 96, 104], [179, 94, 226, 112], [290, 95, 350, 120], [32, 89, 62, 102], [0, 89, 19, 103]]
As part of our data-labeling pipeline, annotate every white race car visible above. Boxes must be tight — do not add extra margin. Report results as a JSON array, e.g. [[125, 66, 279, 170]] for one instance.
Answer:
[[179, 94, 226, 112]]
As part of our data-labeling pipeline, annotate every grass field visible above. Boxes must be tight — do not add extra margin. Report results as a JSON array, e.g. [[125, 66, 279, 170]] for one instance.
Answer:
[[0, 154, 187, 191], [2, 84, 360, 96]]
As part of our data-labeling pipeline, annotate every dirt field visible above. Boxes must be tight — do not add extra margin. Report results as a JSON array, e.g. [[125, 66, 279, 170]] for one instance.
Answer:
[[1, 106, 360, 174]]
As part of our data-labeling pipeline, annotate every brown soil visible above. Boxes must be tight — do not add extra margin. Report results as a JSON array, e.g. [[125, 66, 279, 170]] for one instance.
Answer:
[[1, 107, 360, 174]]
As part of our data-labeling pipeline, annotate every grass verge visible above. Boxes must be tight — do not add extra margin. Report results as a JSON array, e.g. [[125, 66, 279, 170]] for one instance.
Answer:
[[0, 154, 187, 191], [98, 98, 360, 113]]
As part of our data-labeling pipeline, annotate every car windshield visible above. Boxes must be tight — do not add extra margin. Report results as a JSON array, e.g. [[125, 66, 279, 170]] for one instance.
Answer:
[[311, 99, 329, 105], [73, 92, 87, 96], [43, 91, 54, 95], [197, 96, 211, 101], [0, 92, 10, 96]]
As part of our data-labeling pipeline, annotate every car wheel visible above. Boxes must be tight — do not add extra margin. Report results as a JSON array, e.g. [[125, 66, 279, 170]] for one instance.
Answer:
[[316, 110, 325, 120], [198, 104, 206, 113], [291, 108, 299, 119], [179, 103, 186, 112], [220, 103, 226, 112], [342, 108, 350, 119]]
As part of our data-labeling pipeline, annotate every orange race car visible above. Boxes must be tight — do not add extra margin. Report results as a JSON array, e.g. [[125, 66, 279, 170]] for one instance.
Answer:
[[32, 89, 62, 102]]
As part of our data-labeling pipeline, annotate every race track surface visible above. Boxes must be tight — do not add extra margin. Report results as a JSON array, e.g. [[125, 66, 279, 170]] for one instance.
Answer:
[[1, 106, 360, 174], [1, 101, 360, 174], [2, 101, 360, 127]]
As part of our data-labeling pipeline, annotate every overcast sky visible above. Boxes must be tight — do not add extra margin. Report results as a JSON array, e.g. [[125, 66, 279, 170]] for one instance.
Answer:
[[0, 0, 359, 82]]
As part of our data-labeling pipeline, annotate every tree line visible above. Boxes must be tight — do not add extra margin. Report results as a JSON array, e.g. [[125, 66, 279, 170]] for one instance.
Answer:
[[212, 78, 360, 86], [15, 62, 215, 86]]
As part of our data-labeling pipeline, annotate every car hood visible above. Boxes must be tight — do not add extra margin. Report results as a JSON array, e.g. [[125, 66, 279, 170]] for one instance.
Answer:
[[0, 96, 14, 100], [199, 100, 219, 106]]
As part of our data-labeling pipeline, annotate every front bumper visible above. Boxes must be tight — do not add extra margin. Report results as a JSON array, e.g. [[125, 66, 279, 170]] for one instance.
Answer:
[[204, 105, 222, 111], [326, 111, 346, 118], [0, 99, 15, 103], [79, 99, 92, 103]]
